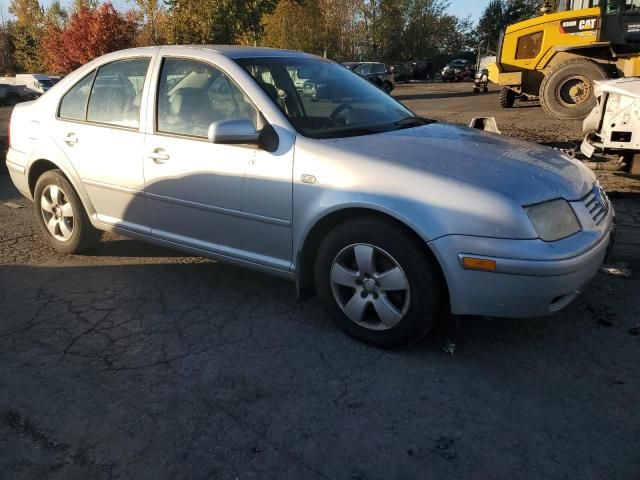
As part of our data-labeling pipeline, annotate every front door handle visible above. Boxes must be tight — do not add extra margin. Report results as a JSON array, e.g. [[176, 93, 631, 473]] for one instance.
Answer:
[[64, 133, 78, 146], [148, 149, 170, 164]]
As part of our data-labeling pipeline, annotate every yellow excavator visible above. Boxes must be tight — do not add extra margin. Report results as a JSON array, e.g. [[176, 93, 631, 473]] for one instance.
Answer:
[[489, 0, 640, 120]]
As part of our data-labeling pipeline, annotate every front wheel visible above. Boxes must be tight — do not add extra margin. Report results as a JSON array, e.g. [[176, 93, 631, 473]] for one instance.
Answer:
[[34, 170, 101, 254], [539, 59, 608, 120], [314, 217, 445, 349]]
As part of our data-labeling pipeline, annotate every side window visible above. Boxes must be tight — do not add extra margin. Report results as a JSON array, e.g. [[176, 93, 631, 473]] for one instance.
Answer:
[[87, 57, 150, 129], [372, 63, 385, 74], [515, 31, 543, 60], [354, 64, 371, 75], [58, 71, 95, 121], [157, 58, 258, 138]]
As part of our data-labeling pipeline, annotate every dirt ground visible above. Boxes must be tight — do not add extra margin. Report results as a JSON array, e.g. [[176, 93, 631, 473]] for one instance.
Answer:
[[1, 83, 639, 480]]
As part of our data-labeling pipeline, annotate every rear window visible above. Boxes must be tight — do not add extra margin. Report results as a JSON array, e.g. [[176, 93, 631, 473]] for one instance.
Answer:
[[58, 71, 95, 121], [86, 58, 150, 129]]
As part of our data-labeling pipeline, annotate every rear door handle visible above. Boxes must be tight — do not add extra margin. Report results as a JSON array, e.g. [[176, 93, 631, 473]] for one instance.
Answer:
[[148, 149, 170, 164], [64, 133, 78, 146]]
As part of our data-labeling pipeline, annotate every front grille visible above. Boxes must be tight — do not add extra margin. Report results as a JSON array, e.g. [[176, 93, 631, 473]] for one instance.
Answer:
[[582, 183, 610, 225]]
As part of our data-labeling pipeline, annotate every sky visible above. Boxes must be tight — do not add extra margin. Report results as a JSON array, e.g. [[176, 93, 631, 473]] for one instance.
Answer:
[[1, 0, 492, 23]]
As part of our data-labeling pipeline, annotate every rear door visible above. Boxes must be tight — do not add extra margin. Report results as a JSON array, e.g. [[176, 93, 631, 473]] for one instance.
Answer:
[[53, 56, 154, 233]]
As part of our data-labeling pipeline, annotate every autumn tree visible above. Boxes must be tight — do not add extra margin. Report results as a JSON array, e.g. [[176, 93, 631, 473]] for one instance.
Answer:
[[166, 0, 239, 44], [262, 0, 324, 55], [131, 0, 170, 46], [42, 3, 138, 74], [237, 0, 279, 46]]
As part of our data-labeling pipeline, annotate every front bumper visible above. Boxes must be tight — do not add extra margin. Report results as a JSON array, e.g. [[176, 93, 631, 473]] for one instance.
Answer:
[[430, 224, 614, 319]]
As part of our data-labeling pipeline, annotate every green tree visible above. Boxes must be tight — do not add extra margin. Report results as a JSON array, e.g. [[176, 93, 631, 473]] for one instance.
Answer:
[[477, 0, 505, 51], [237, 0, 279, 46], [477, 0, 544, 51], [44, 1, 68, 29], [9, 0, 45, 72], [0, 9, 16, 74]]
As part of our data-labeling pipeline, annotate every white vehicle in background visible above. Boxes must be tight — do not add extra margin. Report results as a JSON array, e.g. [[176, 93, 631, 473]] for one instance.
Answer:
[[15, 74, 55, 95], [581, 78, 640, 175]]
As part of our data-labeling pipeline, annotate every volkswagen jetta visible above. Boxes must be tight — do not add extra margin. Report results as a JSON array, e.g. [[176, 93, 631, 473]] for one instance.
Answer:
[[5, 46, 615, 348]]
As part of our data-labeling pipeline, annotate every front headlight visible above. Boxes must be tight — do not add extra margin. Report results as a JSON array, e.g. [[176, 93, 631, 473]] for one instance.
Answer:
[[525, 199, 581, 242]]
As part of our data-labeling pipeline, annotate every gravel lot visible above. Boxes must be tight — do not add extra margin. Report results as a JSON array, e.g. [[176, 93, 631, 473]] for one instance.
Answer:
[[1, 83, 640, 479]]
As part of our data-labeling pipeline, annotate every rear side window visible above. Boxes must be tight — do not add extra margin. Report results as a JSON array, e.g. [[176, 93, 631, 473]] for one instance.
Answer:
[[354, 64, 371, 75], [87, 58, 150, 129], [372, 63, 386, 73], [515, 31, 543, 60], [58, 71, 95, 121]]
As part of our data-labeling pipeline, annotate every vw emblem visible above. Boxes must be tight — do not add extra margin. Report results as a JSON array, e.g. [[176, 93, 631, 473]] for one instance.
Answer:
[[593, 185, 609, 214]]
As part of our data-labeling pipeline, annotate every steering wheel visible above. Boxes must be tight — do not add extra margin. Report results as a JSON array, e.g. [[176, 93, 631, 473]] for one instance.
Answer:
[[329, 103, 354, 123]]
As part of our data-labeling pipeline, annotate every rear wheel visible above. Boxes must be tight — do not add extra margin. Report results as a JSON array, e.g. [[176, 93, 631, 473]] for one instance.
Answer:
[[383, 81, 393, 93], [314, 217, 445, 349], [34, 170, 101, 254], [499, 87, 517, 108], [540, 59, 608, 120]]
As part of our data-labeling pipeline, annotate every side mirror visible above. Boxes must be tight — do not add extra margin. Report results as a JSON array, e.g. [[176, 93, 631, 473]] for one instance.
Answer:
[[208, 119, 260, 145]]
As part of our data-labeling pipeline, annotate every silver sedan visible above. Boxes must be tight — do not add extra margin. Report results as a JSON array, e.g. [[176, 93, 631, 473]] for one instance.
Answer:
[[5, 46, 614, 348]]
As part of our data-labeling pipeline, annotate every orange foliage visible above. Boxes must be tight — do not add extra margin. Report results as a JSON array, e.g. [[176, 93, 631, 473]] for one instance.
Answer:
[[43, 3, 137, 74]]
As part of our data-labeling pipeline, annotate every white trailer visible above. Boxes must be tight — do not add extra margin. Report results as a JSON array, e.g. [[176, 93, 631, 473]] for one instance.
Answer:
[[14, 74, 54, 94]]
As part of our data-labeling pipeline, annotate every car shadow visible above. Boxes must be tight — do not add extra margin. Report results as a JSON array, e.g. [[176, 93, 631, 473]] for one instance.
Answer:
[[86, 237, 197, 258]]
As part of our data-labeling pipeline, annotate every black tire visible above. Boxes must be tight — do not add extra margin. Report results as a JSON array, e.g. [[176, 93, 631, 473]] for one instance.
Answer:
[[34, 169, 101, 254], [539, 58, 608, 120], [499, 87, 516, 108], [314, 217, 445, 349], [383, 81, 393, 94]]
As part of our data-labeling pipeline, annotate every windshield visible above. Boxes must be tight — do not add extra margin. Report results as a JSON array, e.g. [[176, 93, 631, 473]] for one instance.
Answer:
[[235, 57, 419, 139]]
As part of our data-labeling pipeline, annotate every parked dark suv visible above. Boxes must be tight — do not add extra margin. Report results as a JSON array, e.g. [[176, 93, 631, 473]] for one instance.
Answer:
[[389, 64, 411, 83], [342, 62, 395, 93], [441, 59, 474, 82]]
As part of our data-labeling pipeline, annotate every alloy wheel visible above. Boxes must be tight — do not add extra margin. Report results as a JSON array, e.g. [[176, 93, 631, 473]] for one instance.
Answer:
[[40, 184, 75, 242], [330, 243, 410, 331]]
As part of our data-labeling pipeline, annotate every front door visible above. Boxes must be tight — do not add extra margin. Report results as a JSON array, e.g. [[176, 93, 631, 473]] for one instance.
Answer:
[[144, 57, 293, 270]]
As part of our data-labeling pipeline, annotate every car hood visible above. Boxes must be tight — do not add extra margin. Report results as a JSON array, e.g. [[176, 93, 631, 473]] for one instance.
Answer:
[[322, 123, 594, 205]]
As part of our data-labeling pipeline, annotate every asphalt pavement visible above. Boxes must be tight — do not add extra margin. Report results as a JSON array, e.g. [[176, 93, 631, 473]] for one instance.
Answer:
[[1, 86, 640, 479]]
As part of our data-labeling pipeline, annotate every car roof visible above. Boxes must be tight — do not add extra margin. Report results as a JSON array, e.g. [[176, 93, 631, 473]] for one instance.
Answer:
[[110, 45, 322, 60], [342, 61, 383, 65]]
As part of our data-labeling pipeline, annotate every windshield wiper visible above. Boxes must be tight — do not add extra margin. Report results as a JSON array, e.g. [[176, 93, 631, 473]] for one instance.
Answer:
[[395, 116, 437, 128], [313, 126, 388, 139]]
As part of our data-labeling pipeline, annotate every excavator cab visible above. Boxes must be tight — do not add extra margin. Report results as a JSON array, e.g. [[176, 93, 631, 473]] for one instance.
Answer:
[[490, 0, 640, 120]]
